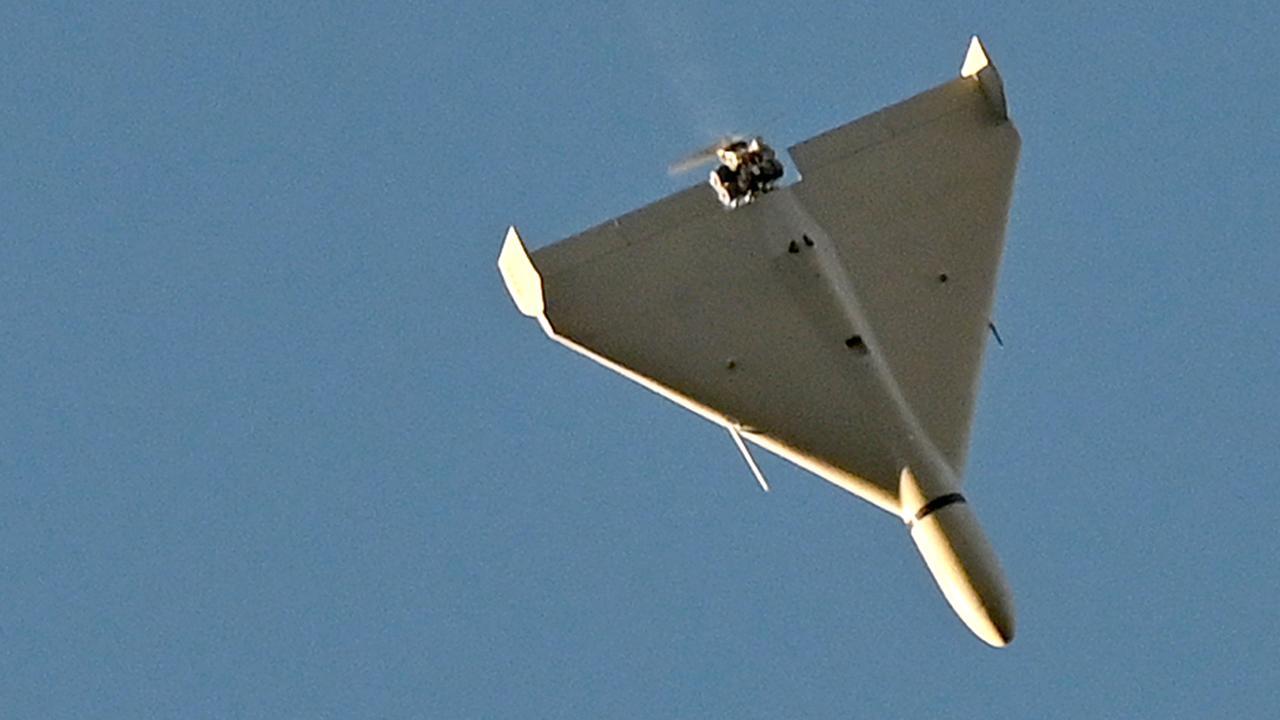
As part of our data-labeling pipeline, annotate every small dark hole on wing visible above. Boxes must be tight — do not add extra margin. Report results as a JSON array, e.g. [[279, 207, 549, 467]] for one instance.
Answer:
[[845, 335, 867, 354], [788, 240, 799, 254], [802, 234, 814, 247]]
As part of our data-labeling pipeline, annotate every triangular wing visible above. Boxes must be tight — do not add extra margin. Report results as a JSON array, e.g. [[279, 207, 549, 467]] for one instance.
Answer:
[[500, 44, 1019, 514]]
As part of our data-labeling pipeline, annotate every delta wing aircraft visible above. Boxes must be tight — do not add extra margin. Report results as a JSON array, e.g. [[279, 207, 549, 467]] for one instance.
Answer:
[[498, 37, 1021, 646]]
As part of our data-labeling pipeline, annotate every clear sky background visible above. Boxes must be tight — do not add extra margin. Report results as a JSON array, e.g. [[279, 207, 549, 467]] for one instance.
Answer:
[[4, 2, 1278, 718]]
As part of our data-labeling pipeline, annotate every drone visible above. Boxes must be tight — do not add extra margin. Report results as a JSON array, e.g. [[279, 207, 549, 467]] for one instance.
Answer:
[[500, 37, 1022, 647]]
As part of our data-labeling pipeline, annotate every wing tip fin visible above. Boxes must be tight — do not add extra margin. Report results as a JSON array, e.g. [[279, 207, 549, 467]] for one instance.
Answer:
[[960, 35, 1008, 120], [960, 35, 990, 78], [498, 226, 546, 318]]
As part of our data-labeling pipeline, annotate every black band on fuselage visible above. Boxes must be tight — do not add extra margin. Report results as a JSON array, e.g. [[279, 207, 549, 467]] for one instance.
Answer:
[[914, 493, 967, 522]]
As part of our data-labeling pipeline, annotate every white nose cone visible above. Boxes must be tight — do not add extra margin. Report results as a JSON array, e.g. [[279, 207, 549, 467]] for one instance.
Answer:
[[900, 469, 1016, 647], [910, 503, 1016, 646]]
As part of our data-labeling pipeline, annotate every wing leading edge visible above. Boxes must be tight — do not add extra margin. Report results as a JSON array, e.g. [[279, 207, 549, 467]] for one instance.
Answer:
[[499, 38, 1020, 516]]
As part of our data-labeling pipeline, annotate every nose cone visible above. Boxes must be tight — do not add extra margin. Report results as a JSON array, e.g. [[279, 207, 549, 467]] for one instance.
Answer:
[[906, 500, 1017, 647], [967, 589, 1016, 648]]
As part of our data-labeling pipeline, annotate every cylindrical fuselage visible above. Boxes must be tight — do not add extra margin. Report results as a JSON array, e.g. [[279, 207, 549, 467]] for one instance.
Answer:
[[900, 469, 1015, 647]]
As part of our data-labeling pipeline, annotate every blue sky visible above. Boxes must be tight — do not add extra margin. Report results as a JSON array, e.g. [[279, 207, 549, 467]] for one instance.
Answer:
[[3, 2, 1278, 717]]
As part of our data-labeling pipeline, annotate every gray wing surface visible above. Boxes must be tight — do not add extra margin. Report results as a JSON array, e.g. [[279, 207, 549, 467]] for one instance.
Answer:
[[788, 73, 1021, 479], [502, 66, 1019, 514]]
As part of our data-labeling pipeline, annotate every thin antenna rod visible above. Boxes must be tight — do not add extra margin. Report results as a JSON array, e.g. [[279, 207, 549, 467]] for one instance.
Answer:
[[988, 321, 1004, 347], [727, 425, 770, 492]]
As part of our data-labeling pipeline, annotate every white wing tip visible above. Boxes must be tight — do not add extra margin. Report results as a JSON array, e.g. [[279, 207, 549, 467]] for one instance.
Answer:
[[960, 35, 990, 78], [498, 226, 545, 318]]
